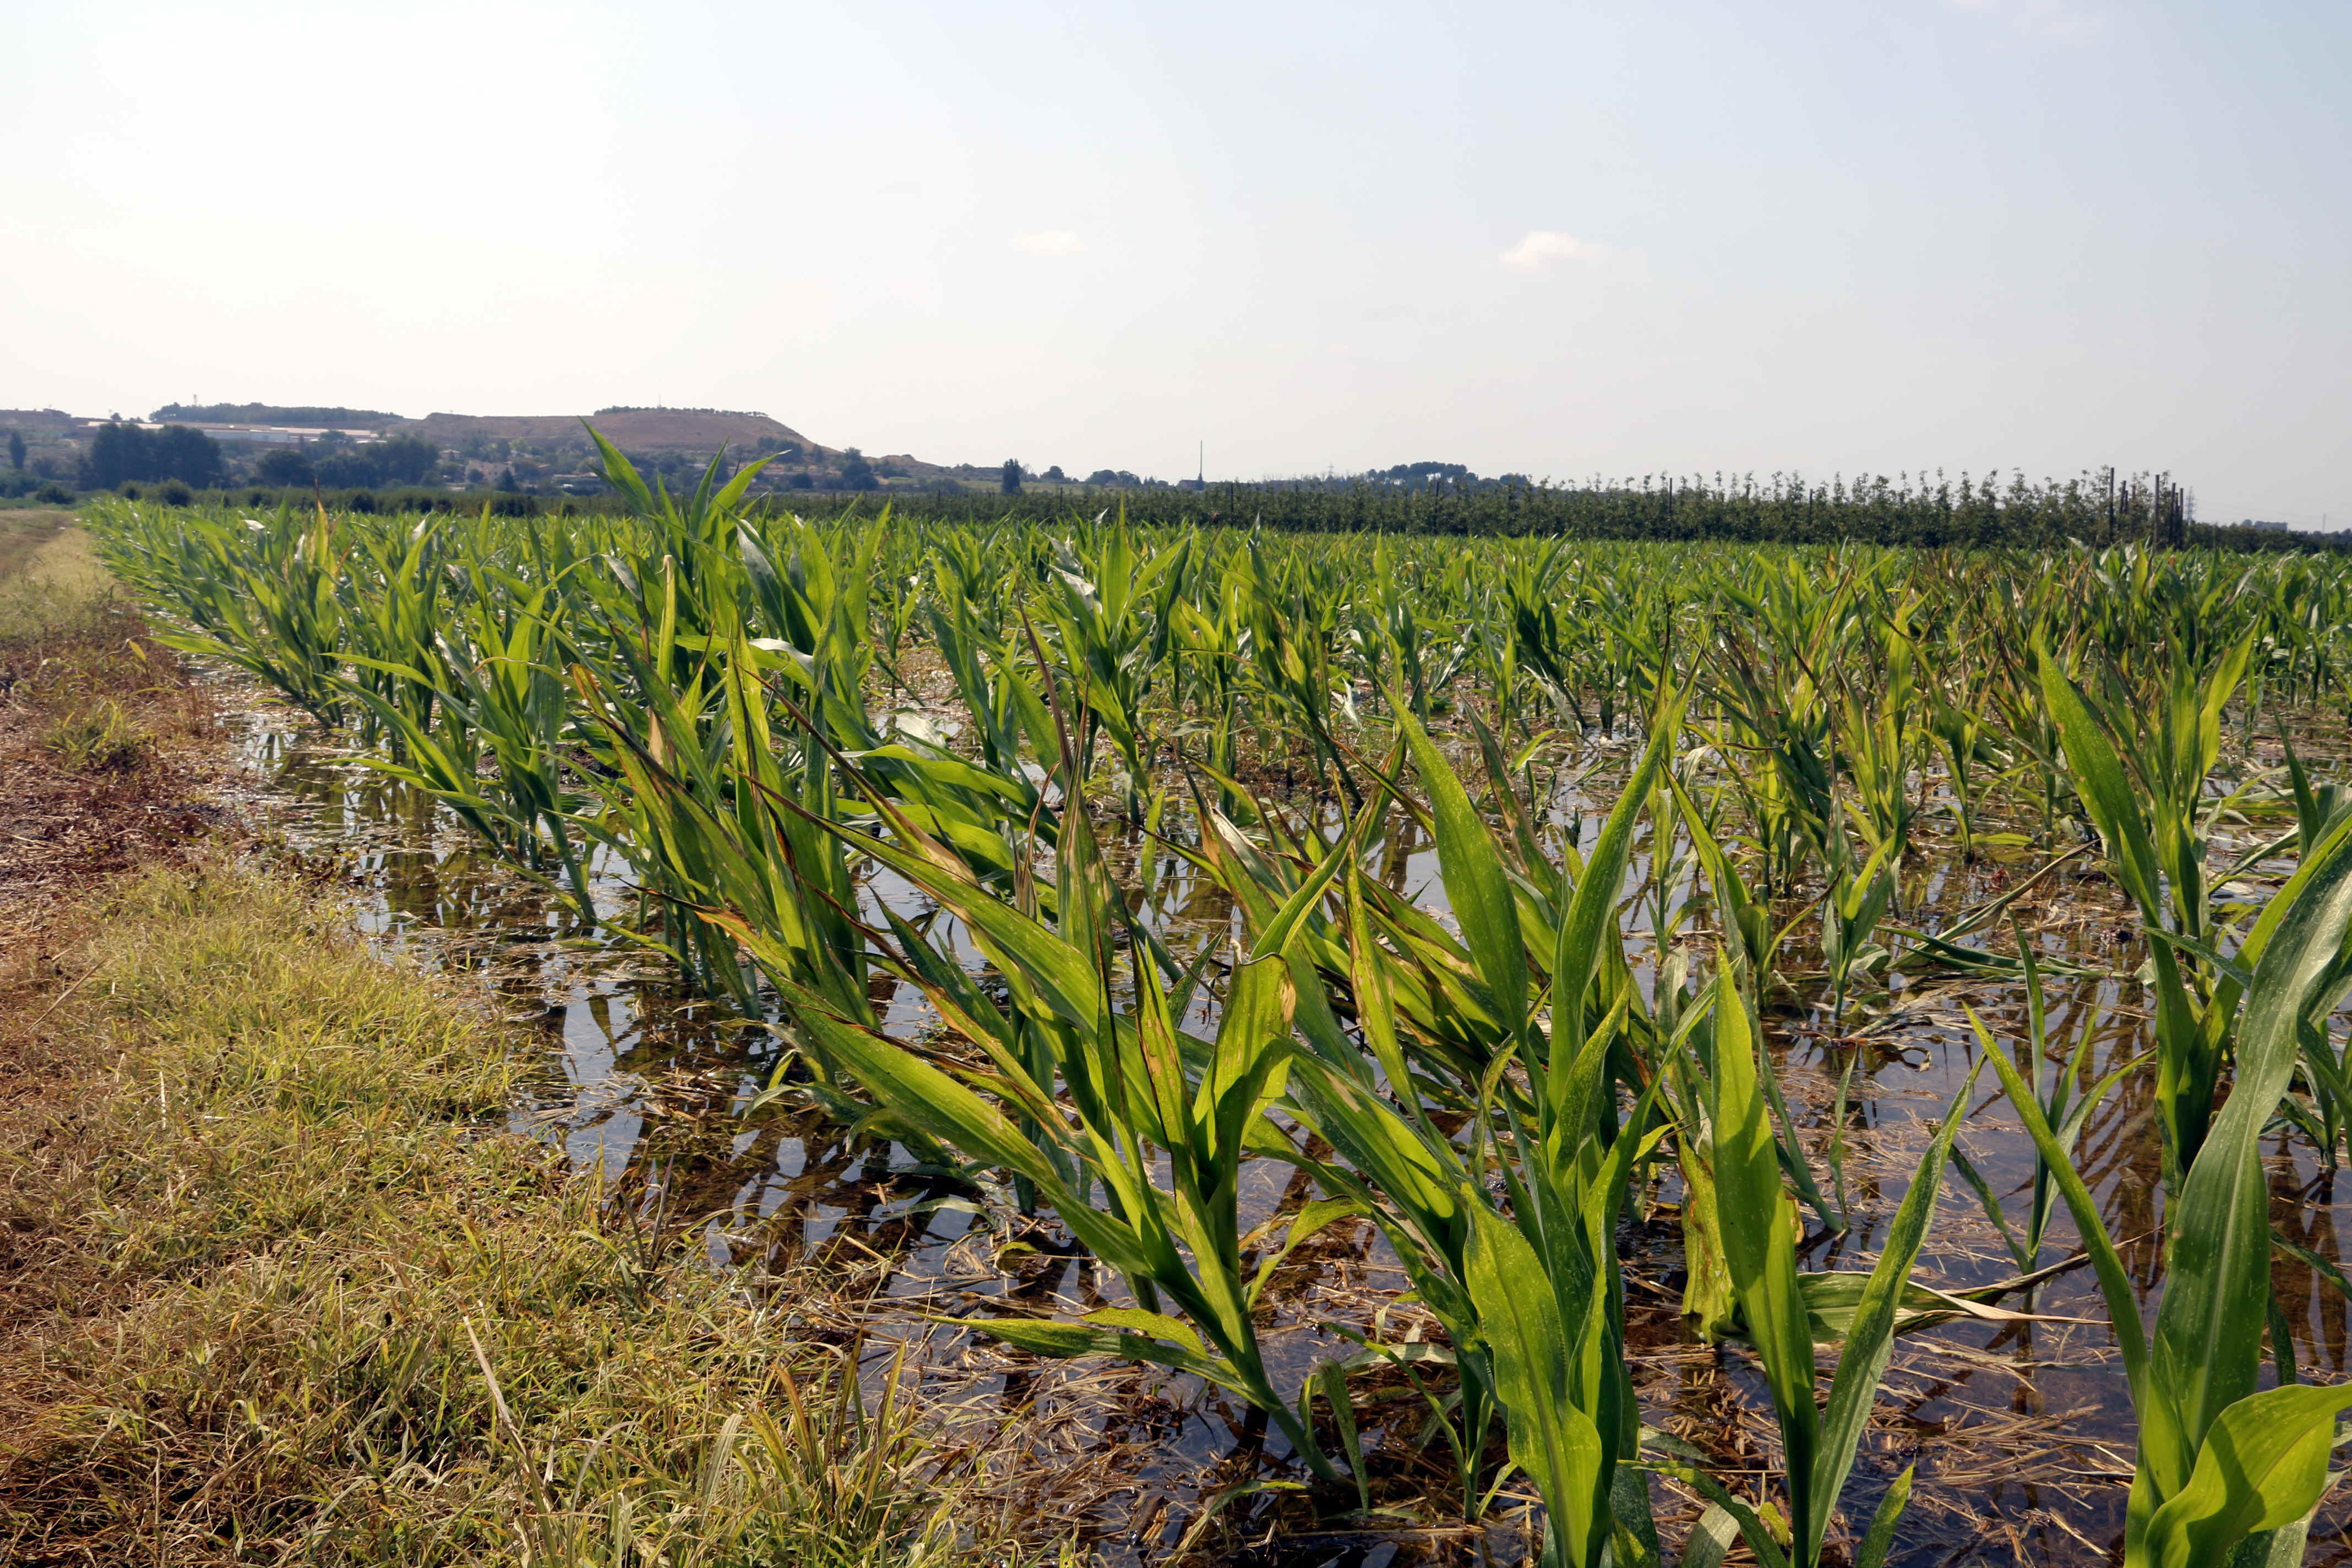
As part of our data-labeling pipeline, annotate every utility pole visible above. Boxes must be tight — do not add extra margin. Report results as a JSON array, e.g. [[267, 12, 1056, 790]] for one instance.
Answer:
[[1197, 440, 1204, 488], [2148, 472, 2187, 551]]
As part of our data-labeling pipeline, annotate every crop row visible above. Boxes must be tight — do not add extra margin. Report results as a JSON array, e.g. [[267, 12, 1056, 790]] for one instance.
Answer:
[[85, 445, 2352, 1565]]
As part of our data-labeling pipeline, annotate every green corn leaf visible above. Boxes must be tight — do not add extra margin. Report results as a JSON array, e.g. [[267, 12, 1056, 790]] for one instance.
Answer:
[[584, 425, 660, 519], [1550, 701, 1676, 1052], [1852, 1465, 1915, 1568], [1757, 1029, 1845, 1235], [1391, 693, 1528, 1043], [1249, 807, 1367, 963], [958, 1316, 1231, 1385], [1946, 1142, 2033, 1272], [1344, 868, 1425, 1122], [1125, 914, 1197, 1158], [1707, 966, 1821, 1555], [1650, 1463, 1794, 1568], [707, 451, 777, 519], [1316, 1360, 1370, 1513], [1793, 1269, 2061, 1342], [1278, 1057, 1460, 1227], [2036, 639, 2163, 921], [2226, 1520, 2317, 1568], [2138, 1382, 2352, 1568], [1079, 1308, 1202, 1357], [1611, 1459, 1666, 1565], [769, 980, 1154, 1280], [820, 820, 1104, 1034], [1465, 1201, 1608, 1566], [2274, 1229, 2352, 1306], [1195, 956, 1295, 1168], [1681, 1505, 1740, 1568], [2154, 811, 2352, 1468]]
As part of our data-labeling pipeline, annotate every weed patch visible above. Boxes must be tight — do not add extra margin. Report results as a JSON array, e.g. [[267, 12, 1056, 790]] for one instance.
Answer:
[[39, 696, 149, 773]]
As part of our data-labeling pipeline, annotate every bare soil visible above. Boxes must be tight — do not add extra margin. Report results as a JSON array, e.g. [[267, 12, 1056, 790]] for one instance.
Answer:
[[0, 617, 233, 920]]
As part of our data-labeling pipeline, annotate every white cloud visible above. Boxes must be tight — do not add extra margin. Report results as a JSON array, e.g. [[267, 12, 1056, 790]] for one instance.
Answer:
[[1499, 230, 1611, 270], [1010, 230, 1082, 257]]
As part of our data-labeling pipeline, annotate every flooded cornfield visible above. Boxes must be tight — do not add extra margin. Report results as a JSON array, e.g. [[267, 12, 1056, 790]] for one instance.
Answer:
[[93, 493, 2352, 1567], [209, 683, 2349, 1567]]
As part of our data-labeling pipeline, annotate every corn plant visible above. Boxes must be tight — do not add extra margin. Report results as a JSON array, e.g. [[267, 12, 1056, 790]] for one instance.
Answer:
[[760, 790, 1358, 1479], [1674, 966, 1980, 1568], [337, 512, 455, 757], [925, 551, 1050, 774], [1672, 789, 1843, 1237], [1926, 688, 2007, 862], [1239, 538, 1361, 804], [1831, 600, 1921, 874], [1317, 695, 1675, 1561], [1979, 803, 2352, 1567], [1042, 525, 1188, 814], [1182, 689, 1683, 1555], [1505, 540, 1586, 732], [1817, 832, 1895, 1030], [2037, 629, 2256, 1181], [104, 503, 352, 724], [1354, 542, 1473, 721]]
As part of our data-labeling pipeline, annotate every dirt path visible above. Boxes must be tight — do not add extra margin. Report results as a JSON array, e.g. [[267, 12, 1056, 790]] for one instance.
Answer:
[[0, 513, 79, 581]]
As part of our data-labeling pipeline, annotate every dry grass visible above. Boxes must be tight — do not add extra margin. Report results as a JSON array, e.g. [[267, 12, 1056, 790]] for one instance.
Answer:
[[0, 516, 115, 643], [0, 863, 1050, 1567]]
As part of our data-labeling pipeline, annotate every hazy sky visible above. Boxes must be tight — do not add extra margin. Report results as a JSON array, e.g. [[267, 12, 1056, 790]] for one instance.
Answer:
[[4, 1, 2346, 522]]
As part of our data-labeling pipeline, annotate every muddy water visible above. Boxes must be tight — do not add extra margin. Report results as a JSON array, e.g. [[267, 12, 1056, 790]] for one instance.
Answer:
[[220, 692, 2352, 1568]]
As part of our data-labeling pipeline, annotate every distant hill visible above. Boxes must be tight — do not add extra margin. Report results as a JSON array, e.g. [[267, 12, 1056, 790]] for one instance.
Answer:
[[75, 399, 1021, 493], [141, 404, 835, 458], [0, 409, 81, 431], [401, 408, 826, 455], [151, 402, 402, 428]]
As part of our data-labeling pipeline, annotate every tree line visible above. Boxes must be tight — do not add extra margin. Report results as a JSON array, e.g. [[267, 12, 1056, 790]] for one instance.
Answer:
[[15, 433, 2331, 556], [4, 422, 444, 497], [251, 436, 438, 491], [832, 469, 2326, 552], [80, 422, 227, 490]]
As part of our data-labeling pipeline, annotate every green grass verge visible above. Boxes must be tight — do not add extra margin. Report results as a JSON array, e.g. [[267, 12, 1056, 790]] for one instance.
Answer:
[[0, 864, 1035, 1568]]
